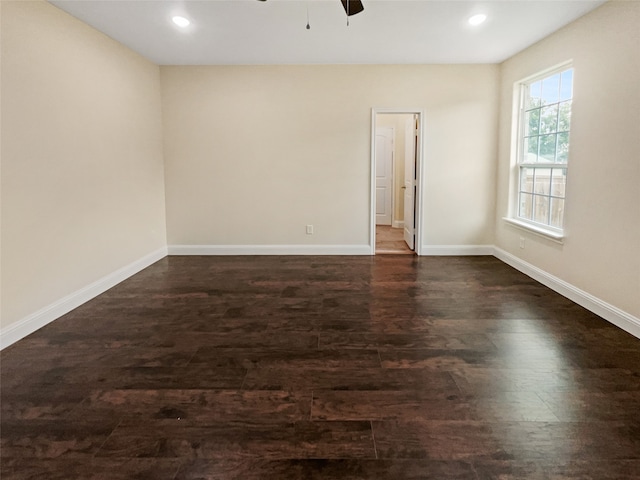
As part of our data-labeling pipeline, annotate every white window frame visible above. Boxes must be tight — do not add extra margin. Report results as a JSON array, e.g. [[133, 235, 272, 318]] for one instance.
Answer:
[[505, 62, 574, 242]]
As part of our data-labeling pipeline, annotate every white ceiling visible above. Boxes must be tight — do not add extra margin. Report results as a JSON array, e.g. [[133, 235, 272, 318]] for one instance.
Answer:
[[49, 0, 606, 65]]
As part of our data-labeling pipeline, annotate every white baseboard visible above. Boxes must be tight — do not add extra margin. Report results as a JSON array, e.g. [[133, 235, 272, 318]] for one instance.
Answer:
[[421, 245, 495, 256], [168, 244, 372, 256], [0, 247, 168, 350], [392, 221, 404, 229], [494, 247, 640, 339]]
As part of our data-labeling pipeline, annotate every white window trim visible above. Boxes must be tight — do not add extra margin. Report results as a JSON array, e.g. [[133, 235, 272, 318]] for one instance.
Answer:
[[506, 60, 573, 240], [503, 217, 564, 243]]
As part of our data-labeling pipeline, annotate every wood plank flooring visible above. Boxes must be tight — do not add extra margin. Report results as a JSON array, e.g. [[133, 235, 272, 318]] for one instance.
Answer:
[[1, 255, 639, 479], [375, 226, 413, 254]]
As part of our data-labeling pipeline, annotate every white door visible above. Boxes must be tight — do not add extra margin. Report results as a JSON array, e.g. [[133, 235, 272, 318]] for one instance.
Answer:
[[375, 127, 393, 226], [403, 116, 417, 249]]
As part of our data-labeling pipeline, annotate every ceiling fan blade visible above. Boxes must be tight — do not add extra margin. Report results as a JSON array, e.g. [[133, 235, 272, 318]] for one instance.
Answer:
[[340, 0, 364, 16]]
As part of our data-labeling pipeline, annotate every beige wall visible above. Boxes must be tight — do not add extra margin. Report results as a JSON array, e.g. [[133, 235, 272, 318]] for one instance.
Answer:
[[1, 0, 637, 343], [161, 65, 498, 248], [376, 113, 415, 224], [1, 1, 167, 329], [495, 1, 640, 317]]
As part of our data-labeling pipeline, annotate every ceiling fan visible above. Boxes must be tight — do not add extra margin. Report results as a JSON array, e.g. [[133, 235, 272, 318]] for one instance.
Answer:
[[257, 0, 364, 18]]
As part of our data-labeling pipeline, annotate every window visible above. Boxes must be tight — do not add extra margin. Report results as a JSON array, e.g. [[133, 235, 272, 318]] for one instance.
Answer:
[[512, 65, 573, 237]]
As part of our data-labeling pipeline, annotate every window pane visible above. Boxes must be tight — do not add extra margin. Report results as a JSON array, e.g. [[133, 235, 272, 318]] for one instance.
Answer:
[[541, 74, 560, 105], [524, 136, 539, 162], [520, 167, 534, 193], [525, 108, 540, 136], [540, 105, 559, 134], [534, 168, 551, 195], [533, 195, 550, 225], [539, 134, 557, 161], [550, 198, 565, 228], [556, 132, 570, 164], [515, 66, 573, 233], [560, 69, 573, 101], [528, 81, 542, 108], [551, 168, 566, 197], [558, 101, 572, 132], [519, 193, 533, 219]]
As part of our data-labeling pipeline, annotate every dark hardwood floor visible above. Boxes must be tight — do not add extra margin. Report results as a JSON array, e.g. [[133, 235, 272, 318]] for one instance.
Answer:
[[1, 255, 639, 479]]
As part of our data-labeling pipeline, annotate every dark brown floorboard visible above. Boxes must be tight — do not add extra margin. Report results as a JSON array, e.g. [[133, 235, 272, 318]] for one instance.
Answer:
[[1, 255, 639, 479]]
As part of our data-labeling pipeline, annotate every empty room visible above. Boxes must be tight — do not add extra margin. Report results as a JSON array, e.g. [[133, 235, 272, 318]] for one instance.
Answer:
[[1, 0, 639, 479]]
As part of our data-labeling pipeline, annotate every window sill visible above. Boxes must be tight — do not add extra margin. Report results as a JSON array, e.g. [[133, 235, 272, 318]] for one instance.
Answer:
[[503, 217, 564, 244]]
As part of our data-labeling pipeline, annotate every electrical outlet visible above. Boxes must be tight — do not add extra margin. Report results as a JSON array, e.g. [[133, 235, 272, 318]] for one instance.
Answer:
[[519, 237, 525, 249], [306, 225, 314, 235]]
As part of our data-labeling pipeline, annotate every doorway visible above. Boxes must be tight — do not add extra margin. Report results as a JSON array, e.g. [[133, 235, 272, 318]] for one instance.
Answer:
[[371, 109, 424, 255]]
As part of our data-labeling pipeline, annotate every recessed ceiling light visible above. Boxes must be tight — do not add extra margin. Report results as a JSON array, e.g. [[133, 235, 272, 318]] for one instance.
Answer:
[[468, 14, 487, 26], [172, 16, 190, 28]]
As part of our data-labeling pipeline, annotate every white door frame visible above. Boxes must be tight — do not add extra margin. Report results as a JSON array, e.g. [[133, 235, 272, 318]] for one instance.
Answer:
[[370, 108, 425, 255]]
